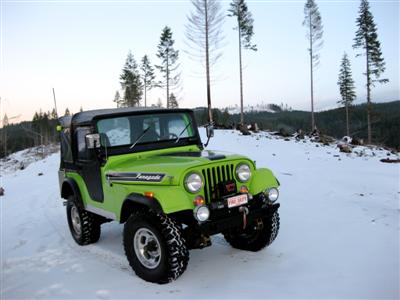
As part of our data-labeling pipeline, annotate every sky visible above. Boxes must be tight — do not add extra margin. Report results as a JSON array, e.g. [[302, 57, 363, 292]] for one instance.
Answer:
[[0, 0, 399, 123]]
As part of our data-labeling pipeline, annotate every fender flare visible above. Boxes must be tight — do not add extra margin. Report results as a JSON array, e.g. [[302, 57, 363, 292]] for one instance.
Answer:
[[120, 193, 163, 223], [124, 193, 163, 213], [61, 178, 84, 209]]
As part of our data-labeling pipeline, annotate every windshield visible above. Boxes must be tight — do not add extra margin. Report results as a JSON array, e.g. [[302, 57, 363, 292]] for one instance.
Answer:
[[96, 112, 196, 148]]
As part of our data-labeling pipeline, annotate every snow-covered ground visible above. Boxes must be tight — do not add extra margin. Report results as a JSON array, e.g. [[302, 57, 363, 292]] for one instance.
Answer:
[[1, 130, 399, 299], [0, 145, 59, 176]]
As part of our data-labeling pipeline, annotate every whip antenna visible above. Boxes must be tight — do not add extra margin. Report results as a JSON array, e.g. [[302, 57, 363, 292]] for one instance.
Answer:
[[52, 88, 58, 118]]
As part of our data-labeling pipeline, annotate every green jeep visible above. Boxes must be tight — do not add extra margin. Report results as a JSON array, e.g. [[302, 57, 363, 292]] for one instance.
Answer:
[[58, 107, 280, 283]]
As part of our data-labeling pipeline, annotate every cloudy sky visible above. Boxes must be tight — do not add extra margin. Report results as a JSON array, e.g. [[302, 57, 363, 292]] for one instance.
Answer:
[[0, 0, 398, 122]]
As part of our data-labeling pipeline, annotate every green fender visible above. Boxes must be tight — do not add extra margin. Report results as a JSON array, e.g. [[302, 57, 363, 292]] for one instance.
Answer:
[[115, 184, 195, 216], [249, 168, 279, 195], [152, 186, 194, 214]]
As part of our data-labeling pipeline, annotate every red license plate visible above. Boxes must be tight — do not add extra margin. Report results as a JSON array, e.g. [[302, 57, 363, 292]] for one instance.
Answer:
[[227, 194, 248, 208]]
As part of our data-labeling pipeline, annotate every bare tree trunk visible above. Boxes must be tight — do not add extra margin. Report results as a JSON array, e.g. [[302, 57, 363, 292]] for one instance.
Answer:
[[52, 88, 58, 118], [366, 48, 372, 144], [238, 16, 244, 125], [166, 53, 170, 109], [345, 103, 349, 137], [204, 0, 212, 123], [309, 14, 315, 131], [144, 82, 147, 107]]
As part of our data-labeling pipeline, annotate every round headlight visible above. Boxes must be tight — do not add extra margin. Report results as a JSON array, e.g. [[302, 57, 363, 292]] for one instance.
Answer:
[[236, 163, 251, 182], [194, 205, 210, 222], [267, 188, 279, 202], [185, 173, 203, 193]]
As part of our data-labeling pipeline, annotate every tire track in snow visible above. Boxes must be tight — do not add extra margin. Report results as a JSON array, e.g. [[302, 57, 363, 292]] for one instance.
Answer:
[[43, 207, 132, 275]]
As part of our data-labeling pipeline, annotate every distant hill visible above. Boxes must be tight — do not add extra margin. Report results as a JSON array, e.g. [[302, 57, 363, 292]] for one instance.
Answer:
[[194, 101, 400, 149], [224, 103, 285, 114]]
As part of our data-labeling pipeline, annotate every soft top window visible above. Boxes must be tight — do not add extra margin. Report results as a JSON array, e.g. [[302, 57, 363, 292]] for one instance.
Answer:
[[60, 128, 73, 163], [96, 112, 195, 148], [75, 127, 93, 160]]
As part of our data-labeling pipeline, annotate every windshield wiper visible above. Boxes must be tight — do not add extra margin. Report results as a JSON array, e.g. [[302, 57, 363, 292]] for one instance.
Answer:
[[175, 122, 192, 144], [130, 126, 151, 149]]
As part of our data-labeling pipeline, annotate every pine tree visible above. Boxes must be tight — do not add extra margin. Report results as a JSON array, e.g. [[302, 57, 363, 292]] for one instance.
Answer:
[[303, 0, 323, 131], [141, 55, 156, 107], [169, 93, 179, 108], [228, 0, 257, 125], [222, 108, 230, 127], [42, 112, 49, 144], [156, 26, 180, 108], [113, 90, 122, 107], [337, 53, 356, 137], [31, 110, 45, 147], [33, 112, 39, 122], [64, 108, 71, 116], [32, 111, 40, 139], [120, 51, 143, 107], [186, 0, 225, 123], [212, 108, 220, 125], [200, 109, 208, 125], [50, 108, 58, 120], [353, 0, 388, 144], [156, 98, 163, 108]]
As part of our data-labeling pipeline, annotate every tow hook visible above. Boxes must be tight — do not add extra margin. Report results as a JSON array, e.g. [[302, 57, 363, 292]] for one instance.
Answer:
[[255, 218, 264, 230], [239, 206, 249, 229], [199, 234, 211, 248]]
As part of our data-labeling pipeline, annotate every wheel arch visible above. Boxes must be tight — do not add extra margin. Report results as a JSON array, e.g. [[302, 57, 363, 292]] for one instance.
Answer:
[[120, 193, 163, 223], [61, 178, 84, 209]]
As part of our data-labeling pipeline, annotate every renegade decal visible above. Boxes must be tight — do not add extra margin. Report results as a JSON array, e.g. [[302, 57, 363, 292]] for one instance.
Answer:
[[106, 172, 165, 183]]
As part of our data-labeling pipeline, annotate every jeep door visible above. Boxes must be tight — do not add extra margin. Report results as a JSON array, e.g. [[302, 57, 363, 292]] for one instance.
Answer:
[[74, 126, 104, 202]]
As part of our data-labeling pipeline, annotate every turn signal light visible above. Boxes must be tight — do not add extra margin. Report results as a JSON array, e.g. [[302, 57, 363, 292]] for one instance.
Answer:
[[240, 185, 249, 193], [144, 191, 154, 198], [193, 195, 205, 206]]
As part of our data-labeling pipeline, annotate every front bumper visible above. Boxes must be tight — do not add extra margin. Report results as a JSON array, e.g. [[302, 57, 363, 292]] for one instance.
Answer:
[[199, 202, 280, 235]]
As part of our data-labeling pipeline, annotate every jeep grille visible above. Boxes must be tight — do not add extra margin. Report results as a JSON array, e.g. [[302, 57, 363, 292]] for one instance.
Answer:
[[201, 164, 235, 203]]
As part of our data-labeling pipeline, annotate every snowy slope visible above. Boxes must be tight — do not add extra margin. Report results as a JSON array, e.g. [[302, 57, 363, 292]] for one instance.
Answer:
[[1, 130, 399, 299], [224, 103, 277, 114], [0, 145, 59, 176]]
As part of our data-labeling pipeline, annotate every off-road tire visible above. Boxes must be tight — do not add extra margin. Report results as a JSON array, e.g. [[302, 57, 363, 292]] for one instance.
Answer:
[[66, 196, 101, 245], [123, 211, 189, 284], [224, 211, 280, 252]]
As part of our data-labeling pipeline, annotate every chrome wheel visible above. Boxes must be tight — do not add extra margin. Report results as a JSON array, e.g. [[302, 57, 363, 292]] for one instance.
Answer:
[[71, 206, 82, 236], [133, 228, 162, 269]]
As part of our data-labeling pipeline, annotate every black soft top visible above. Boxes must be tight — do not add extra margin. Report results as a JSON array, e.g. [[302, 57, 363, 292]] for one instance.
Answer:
[[59, 107, 194, 127]]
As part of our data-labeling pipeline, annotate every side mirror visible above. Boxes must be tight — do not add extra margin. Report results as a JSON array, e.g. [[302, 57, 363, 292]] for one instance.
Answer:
[[86, 133, 101, 149], [206, 124, 214, 138]]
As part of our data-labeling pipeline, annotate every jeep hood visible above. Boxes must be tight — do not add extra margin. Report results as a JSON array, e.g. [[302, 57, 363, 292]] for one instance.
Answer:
[[104, 150, 248, 185]]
